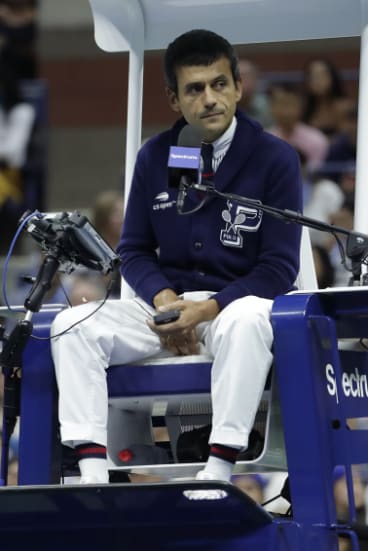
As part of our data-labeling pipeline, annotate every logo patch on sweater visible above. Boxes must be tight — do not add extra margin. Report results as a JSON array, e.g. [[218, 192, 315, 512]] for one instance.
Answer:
[[153, 191, 176, 211], [155, 192, 169, 201], [220, 200, 262, 248]]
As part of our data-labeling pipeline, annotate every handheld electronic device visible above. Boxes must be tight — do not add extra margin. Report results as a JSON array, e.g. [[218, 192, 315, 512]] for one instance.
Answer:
[[153, 310, 180, 325]]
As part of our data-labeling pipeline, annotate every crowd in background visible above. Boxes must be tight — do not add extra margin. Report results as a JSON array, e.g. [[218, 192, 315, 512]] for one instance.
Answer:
[[0, 4, 359, 295], [1, 53, 358, 305], [0, 3, 365, 547], [239, 57, 358, 290], [0, 0, 38, 253]]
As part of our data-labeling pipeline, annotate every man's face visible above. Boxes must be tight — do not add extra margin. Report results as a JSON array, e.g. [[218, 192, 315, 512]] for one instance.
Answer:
[[168, 56, 242, 142]]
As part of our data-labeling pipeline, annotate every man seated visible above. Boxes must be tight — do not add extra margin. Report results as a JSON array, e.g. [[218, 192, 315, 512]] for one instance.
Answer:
[[51, 29, 302, 488]]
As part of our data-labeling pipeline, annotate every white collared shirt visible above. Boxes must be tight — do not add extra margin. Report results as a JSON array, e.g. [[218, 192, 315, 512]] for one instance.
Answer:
[[210, 116, 237, 173]]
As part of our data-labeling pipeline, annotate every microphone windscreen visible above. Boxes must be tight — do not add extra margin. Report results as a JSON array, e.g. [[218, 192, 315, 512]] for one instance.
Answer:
[[177, 124, 202, 148], [168, 125, 201, 189]]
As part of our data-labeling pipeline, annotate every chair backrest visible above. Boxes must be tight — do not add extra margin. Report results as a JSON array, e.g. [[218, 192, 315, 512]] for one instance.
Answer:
[[297, 226, 318, 291]]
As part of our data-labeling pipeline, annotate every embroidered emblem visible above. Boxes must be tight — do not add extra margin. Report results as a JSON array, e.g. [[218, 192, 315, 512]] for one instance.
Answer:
[[152, 190, 176, 211], [155, 192, 169, 201], [220, 200, 262, 248]]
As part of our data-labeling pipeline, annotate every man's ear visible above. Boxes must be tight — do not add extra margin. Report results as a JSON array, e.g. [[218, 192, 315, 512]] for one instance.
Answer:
[[166, 87, 182, 113], [235, 79, 243, 103]]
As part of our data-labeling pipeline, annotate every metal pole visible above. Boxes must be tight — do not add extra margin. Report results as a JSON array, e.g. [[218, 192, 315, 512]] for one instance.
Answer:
[[354, 1, 368, 234]]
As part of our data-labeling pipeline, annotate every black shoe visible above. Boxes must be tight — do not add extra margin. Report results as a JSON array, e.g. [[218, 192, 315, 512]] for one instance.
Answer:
[[176, 426, 265, 463], [237, 429, 264, 460], [176, 425, 211, 462]]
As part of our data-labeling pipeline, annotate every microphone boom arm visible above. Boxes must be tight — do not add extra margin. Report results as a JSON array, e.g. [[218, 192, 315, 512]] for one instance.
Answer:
[[191, 181, 368, 286]]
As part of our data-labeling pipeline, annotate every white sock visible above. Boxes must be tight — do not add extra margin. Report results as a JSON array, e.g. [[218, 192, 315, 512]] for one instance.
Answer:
[[78, 458, 109, 484], [199, 455, 235, 483]]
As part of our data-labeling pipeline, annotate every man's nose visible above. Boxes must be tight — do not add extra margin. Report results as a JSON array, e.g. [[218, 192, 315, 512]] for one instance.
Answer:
[[203, 86, 217, 108]]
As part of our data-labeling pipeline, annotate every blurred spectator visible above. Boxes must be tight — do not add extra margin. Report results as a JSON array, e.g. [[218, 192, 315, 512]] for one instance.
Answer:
[[42, 190, 126, 307], [93, 189, 125, 250], [6, 254, 69, 308], [338, 166, 356, 213], [296, 149, 313, 207], [312, 244, 335, 289], [0, 54, 35, 254], [333, 466, 368, 551], [303, 176, 344, 248], [92, 189, 125, 298], [7, 264, 105, 309], [67, 272, 106, 306], [327, 203, 355, 287], [324, 101, 357, 171], [232, 473, 267, 504], [238, 59, 273, 128], [294, 140, 345, 270], [302, 59, 348, 140], [267, 81, 329, 172], [334, 466, 366, 522], [0, 0, 39, 80], [3, 190, 124, 312], [320, 101, 357, 200]]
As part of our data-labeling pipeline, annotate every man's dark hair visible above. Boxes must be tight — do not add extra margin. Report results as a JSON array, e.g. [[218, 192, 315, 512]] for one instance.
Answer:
[[164, 29, 240, 94]]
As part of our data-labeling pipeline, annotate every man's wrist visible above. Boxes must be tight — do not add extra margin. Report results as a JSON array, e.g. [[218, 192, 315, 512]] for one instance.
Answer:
[[198, 298, 220, 322], [153, 288, 179, 309]]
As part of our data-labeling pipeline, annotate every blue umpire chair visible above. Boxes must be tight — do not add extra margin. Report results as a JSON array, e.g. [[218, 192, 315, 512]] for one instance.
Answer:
[[4, 223, 368, 551], [11, 226, 317, 485]]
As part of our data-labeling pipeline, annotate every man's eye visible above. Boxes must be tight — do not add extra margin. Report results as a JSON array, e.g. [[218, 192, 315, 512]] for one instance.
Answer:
[[187, 84, 203, 95], [214, 80, 226, 90]]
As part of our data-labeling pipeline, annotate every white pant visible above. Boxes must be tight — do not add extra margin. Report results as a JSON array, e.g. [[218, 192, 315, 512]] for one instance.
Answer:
[[50, 292, 274, 450]]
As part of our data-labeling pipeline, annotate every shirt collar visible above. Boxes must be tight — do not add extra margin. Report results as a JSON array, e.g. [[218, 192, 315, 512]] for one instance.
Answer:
[[210, 116, 237, 157]]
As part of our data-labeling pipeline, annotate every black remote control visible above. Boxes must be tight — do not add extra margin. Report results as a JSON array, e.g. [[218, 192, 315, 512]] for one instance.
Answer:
[[153, 309, 180, 325]]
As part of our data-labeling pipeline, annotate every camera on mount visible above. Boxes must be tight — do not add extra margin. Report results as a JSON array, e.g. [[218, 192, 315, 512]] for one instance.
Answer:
[[21, 210, 121, 275]]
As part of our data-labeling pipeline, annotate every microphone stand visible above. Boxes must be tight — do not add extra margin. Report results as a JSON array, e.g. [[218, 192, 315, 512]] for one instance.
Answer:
[[0, 253, 60, 485], [188, 181, 368, 287]]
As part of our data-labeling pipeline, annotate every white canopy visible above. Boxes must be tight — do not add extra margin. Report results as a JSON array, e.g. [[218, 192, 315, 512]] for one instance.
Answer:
[[88, 0, 367, 233]]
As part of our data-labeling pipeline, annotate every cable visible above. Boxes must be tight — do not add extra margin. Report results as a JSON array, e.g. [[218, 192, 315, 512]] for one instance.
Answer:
[[332, 231, 351, 273], [1, 210, 42, 313], [176, 192, 208, 215], [261, 493, 282, 507], [56, 277, 72, 308], [29, 280, 113, 341]]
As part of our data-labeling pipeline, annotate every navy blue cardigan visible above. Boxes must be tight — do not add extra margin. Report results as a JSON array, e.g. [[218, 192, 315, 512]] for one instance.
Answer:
[[118, 110, 302, 310]]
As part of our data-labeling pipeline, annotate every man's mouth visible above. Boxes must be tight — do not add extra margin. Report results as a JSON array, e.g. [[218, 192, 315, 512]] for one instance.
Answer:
[[200, 112, 223, 119]]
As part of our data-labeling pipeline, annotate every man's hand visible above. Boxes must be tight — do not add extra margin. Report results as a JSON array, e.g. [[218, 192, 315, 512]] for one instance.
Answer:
[[158, 327, 199, 356], [147, 292, 220, 356]]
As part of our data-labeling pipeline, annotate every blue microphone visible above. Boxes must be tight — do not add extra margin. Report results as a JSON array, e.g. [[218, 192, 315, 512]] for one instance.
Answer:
[[168, 125, 203, 213], [168, 125, 202, 191]]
